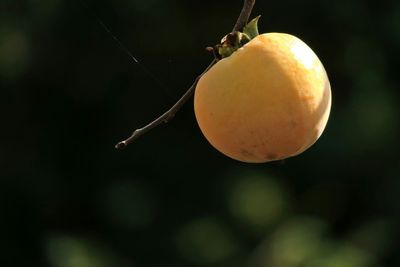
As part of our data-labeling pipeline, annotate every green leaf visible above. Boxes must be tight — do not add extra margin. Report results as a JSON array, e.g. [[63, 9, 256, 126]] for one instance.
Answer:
[[243, 15, 261, 39]]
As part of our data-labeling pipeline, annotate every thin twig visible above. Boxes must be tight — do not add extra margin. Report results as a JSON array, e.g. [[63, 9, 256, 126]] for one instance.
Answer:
[[233, 0, 256, 31], [115, 60, 216, 149], [115, 0, 256, 149]]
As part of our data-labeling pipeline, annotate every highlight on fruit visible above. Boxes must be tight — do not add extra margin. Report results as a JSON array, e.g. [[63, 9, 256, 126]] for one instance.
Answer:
[[194, 16, 331, 163]]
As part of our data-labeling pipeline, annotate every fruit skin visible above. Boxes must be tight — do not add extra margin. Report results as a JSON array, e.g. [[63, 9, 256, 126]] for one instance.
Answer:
[[194, 33, 331, 163]]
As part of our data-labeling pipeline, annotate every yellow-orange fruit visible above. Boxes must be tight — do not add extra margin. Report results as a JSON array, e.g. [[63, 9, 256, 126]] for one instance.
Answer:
[[194, 33, 331, 163]]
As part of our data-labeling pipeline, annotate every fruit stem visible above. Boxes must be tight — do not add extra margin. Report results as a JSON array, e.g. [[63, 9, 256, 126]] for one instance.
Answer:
[[115, 0, 256, 149]]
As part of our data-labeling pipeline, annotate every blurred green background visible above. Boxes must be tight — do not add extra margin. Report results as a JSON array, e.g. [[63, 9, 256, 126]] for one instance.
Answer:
[[1, 0, 399, 266]]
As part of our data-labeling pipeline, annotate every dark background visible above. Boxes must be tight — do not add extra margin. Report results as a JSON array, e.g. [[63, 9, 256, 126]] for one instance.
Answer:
[[1, 0, 399, 266]]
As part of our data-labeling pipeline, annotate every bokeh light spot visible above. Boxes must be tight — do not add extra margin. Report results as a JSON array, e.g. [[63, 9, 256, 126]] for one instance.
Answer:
[[226, 171, 287, 229], [175, 217, 238, 265], [45, 235, 120, 267], [306, 244, 375, 267], [100, 180, 157, 229], [0, 29, 30, 79], [251, 217, 328, 267], [269, 217, 328, 266]]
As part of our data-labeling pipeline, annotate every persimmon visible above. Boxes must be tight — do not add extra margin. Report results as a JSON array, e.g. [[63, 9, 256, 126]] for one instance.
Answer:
[[194, 17, 331, 163]]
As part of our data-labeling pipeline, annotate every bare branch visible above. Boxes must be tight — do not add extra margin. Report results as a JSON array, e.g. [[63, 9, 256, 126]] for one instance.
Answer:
[[233, 0, 256, 31], [115, 0, 256, 149], [115, 60, 216, 149]]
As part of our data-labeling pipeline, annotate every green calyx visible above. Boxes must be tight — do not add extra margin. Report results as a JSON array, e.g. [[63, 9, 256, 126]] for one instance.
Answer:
[[214, 15, 261, 60]]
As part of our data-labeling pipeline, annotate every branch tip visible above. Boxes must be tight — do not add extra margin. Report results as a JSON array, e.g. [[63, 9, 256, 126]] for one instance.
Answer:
[[115, 141, 127, 150]]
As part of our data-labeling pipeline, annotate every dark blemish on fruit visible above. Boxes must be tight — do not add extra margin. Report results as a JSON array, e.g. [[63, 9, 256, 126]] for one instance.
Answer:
[[266, 153, 278, 160], [241, 149, 254, 157]]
